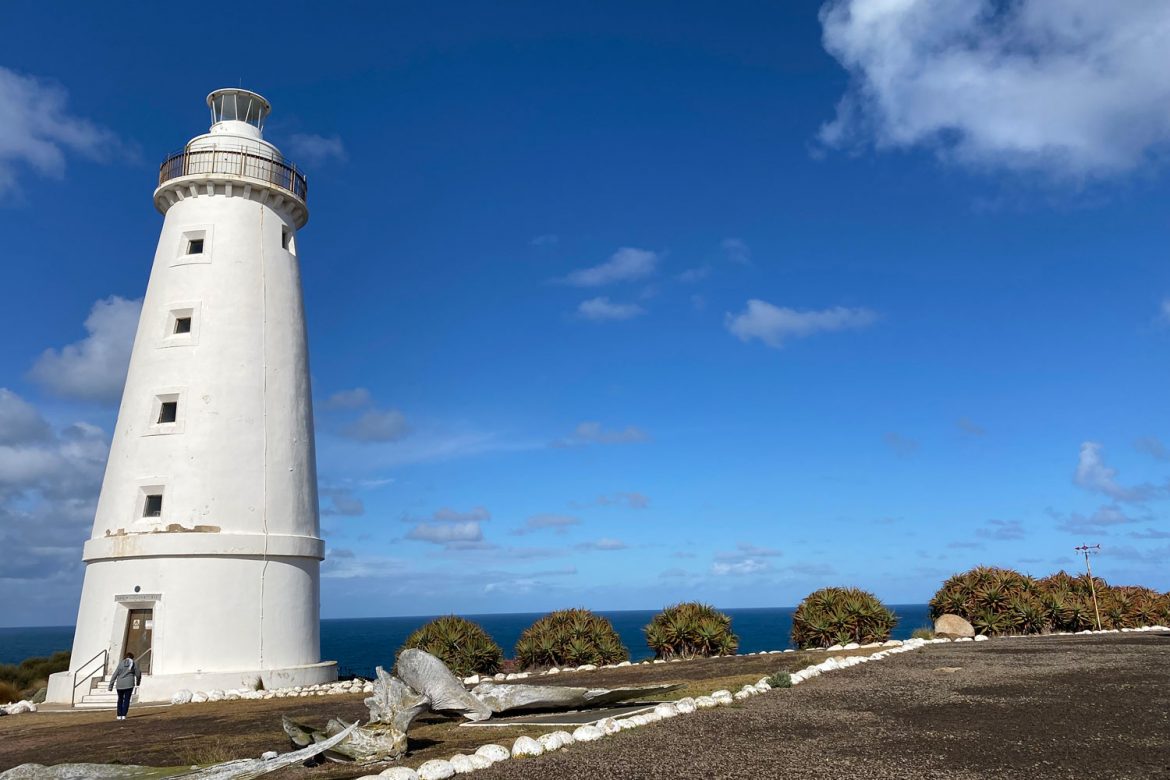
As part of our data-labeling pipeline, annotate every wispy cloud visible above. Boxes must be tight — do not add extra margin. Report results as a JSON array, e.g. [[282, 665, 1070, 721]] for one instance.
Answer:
[[883, 431, 919, 457], [1073, 441, 1162, 503], [584, 492, 649, 510], [28, 296, 140, 404], [957, 417, 986, 436], [512, 513, 581, 536], [0, 67, 131, 197], [574, 538, 628, 551], [576, 297, 645, 322], [720, 238, 751, 265], [320, 388, 374, 411], [340, 409, 410, 442], [725, 300, 877, 348], [286, 133, 347, 165], [530, 234, 559, 247], [563, 248, 658, 287], [1135, 436, 1169, 462], [976, 519, 1025, 541], [1049, 504, 1144, 535], [818, 0, 1170, 178], [552, 421, 650, 448], [677, 266, 711, 284]]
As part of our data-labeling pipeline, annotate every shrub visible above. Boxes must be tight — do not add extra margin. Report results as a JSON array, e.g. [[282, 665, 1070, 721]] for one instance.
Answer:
[[398, 615, 503, 677], [911, 627, 935, 641], [1036, 571, 1106, 632], [0, 650, 70, 695], [791, 587, 897, 649], [644, 602, 738, 659], [766, 671, 792, 689], [929, 566, 1041, 636], [0, 681, 20, 705], [514, 609, 628, 670]]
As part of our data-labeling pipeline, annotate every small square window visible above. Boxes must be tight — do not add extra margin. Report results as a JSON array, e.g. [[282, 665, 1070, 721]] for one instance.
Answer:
[[173, 317, 192, 334], [157, 401, 178, 424], [143, 494, 163, 518], [187, 238, 204, 255], [281, 229, 291, 250]]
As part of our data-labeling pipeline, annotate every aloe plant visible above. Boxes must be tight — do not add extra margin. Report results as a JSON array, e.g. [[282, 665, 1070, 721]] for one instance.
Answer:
[[792, 587, 897, 648], [514, 608, 628, 670], [644, 602, 738, 659], [397, 615, 503, 677]]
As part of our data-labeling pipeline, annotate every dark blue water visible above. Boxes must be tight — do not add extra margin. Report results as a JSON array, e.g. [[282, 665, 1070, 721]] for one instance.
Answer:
[[3, 606, 931, 675]]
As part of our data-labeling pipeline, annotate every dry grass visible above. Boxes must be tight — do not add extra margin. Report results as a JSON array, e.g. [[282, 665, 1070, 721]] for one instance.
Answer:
[[0, 681, 21, 706]]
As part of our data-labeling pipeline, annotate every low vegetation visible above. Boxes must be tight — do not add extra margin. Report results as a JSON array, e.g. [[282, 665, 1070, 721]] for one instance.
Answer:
[[514, 608, 628, 670], [791, 587, 898, 648], [0, 650, 69, 702], [397, 616, 502, 677], [766, 671, 792, 688], [930, 566, 1170, 636], [644, 602, 739, 659]]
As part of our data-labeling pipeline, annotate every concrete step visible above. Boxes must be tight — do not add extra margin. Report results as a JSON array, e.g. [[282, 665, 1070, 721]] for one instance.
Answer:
[[76, 692, 138, 710]]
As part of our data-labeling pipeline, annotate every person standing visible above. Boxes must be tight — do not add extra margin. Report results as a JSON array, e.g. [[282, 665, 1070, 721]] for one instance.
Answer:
[[108, 652, 141, 720]]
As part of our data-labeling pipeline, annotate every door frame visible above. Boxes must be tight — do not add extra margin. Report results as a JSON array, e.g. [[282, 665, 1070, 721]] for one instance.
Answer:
[[109, 594, 163, 676]]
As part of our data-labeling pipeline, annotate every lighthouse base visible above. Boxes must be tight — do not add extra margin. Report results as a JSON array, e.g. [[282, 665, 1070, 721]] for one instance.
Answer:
[[47, 660, 338, 706]]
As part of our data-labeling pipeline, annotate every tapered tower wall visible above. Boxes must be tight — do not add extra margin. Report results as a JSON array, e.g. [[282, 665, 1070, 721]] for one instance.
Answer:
[[47, 90, 334, 705]]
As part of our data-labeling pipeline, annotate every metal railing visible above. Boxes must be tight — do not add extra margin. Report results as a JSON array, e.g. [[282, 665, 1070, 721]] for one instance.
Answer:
[[158, 146, 308, 202], [72, 648, 108, 706], [136, 647, 153, 676]]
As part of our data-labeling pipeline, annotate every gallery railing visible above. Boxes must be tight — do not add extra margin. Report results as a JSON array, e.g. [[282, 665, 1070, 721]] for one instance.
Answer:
[[158, 146, 308, 202]]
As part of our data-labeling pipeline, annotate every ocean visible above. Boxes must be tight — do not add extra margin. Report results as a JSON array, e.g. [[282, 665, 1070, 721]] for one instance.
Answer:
[[2, 605, 932, 676]]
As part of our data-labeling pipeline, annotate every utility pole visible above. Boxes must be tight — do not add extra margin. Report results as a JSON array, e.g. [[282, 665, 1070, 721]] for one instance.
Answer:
[[1075, 544, 1103, 631]]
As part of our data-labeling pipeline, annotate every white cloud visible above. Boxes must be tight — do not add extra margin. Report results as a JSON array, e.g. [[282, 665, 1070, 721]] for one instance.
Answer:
[[407, 520, 484, 545], [0, 67, 127, 196], [1073, 441, 1160, 503], [592, 492, 650, 509], [0, 391, 110, 584], [1052, 504, 1142, 535], [1135, 436, 1169, 462], [976, 519, 1025, 541], [819, 0, 1170, 177], [726, 299, 877, 348], [552, 421, 649, 448], [340, 409, 409, 442], [530, 234, 559, 247], [564, 248, 658, 287], [513, 513, 580, 535], [431, 506, 491, 523], [677, 266, 711, 284], [715, 542, 783, 561], [285, 133, 347, 166], [721, 238, 751, 265], [0, 388, 51, 445], [712, 558, 769, 576], [28, 296, 141, 404], [1159, 299, 1170, 325], [576, 297, 645, 322], [320, 388, 373, 411], [574, 538, 628, 551]]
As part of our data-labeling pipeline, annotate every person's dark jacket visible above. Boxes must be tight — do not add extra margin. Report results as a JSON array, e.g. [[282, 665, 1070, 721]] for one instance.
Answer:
[[109, 658, 141, 691]]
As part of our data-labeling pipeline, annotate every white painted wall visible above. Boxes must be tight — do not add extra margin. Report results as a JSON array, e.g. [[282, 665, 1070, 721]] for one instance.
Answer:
[[51, 91, 334, 704]]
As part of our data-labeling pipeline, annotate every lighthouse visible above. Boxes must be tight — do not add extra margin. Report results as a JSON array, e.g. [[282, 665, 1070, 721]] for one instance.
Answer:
[[47, 89, 336, 705]]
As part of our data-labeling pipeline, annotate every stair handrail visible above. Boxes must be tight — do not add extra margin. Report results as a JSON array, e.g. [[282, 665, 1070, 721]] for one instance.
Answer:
[[136, 647, 152, 676], [71, 648, 108, 707]]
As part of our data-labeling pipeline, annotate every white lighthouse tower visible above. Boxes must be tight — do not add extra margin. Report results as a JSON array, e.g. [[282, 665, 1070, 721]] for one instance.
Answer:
[[47, 89, 336, 705]]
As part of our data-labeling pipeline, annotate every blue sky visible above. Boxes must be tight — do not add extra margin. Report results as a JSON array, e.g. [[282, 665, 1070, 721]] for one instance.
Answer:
[[1, 1, 1168, 627]]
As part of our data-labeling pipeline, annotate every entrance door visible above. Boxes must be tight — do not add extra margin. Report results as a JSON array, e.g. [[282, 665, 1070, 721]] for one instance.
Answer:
[[122, 608, 153, 674]]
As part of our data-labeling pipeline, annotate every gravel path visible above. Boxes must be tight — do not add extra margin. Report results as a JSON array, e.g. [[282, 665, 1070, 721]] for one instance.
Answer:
[[473, 633, 1170, 780]]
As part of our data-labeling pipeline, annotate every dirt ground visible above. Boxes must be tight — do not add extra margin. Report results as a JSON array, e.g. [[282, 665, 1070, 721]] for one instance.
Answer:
[[2, 635, 1165, 779], [0, 649, 833, 777]]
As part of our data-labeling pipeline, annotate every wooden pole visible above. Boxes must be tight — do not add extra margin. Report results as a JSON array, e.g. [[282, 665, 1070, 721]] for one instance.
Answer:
[[1083, 547, 1103, 631]]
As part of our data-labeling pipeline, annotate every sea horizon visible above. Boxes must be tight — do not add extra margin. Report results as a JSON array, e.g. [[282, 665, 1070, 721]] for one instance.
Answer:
[[1, 604, 933, 675]]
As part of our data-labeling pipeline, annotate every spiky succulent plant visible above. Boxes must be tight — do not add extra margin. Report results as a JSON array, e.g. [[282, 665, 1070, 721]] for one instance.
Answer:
[[929, 566, 1041, 636], [644, 602, 738, 659], [791, 587, 898, 649], [514, 609, 628, 670], [397, 615, 503, 677]]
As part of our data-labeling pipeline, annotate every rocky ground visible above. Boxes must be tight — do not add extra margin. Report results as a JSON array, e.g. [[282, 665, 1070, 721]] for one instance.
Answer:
[[472, 632, 1170, 780], [1, 634, 1166, 779]]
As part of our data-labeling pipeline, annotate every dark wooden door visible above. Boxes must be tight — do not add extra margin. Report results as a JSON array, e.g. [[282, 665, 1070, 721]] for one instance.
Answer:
[[123, 609, 153, 674]]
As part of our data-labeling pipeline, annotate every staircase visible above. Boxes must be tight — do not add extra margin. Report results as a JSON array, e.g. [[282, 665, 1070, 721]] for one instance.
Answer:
[[75, 674, 139, 710]]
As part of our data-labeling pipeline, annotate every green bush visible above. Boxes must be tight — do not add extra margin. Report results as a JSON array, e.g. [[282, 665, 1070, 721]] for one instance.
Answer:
[[397, 615, 503, 677], [514, 609, 628, 670], [791, 587, 897, 648], [929, 566, 1042, 636], [0, 681, 21, 705], [766, 671, 792, 689], [910, 627, 935, 640], [0, 650, 70, 697], [644, 602, 738, 659]]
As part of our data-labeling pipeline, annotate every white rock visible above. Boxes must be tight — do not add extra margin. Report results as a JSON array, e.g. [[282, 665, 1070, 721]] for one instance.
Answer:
[[974, 635, 989, 642], [572, 724, 605, 742], [380, 768, 419, 779], [191, 691, 209, 703], [630, 714, 652, 726], [260, 750, 278, 761], [652, 659, 665, 664], [475, 744, 510, 763], [505, 673, 519, 681], [711, 690, 733, 705], [616, 661, 632, 667], [416, 759, 456, 780], [468, 755, 492, 770], [615, 717, 638, 730], [826, 644, 844, 652], [551, 729, 575, 745], [2, 701, 35, 715], [733, 690, 752, 701], [596, 717, 621, 735], [641, 711, 663, 723], [363, 683, 375, 693], [883, 640, 903, 647], [753, 683, 770, 694], [538, 732, 565, 752], [463, 675, 480, 686], [494, 673, 507, 681], [653, 703, 680, 718], [695, 695, 717, 709], [511, 736, 544, 758], [448, 754, 477, 774], [577, 664, 597, 671], [171, 689, 193, 705], [784, 648, 795, 653], [226, 692, 240, 701], [675, 697, 697, 714], [546, 667, 560, 675], [843, 642, 860, 650]]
